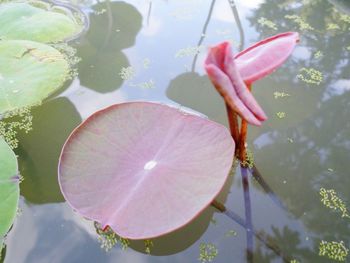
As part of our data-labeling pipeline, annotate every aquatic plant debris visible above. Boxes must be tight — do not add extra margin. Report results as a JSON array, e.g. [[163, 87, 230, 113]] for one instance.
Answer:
[[319, 188, 350, 218], [94, 222, 130, 252], [276, 112, 286, 119], [130, 79, 155, 89], [144, 239, 153, 254], [241, 148, 254, 169], [274, 91, 291, 99], [340, 14, 350, 24], [59, 102, 235, 239], [314, 51, 323, 59], [327, 23, 340, 30], [175, 45, 205, 58], [319, 240, 348, 261], [258, 17, 278, 30], [225, 229, 237, 237], [119, 66, 135, 81], [297, 67, 323, 85], [143, 58, 151, 69], [0, 2, 83, 43], [285, 15, 314, 31], [198, 243, 218, 263], [0, 107, 33, 149], [95, 224, 118, 252]]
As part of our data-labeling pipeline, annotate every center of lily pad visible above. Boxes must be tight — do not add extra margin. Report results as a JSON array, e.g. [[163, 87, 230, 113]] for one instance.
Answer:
[[144, 160, 157, 170]]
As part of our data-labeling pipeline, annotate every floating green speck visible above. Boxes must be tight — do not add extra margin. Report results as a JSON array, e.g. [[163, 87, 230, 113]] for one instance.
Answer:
[[297, 67, 323, 85], [319, 240, 348, 261], [274, 91, 290, 99], [198, 243, 218, 263], [130, 79, 155, 89], [258, 17, 278, 30], [276, 112, 286, 119], [285, 15, 314, 30], [314, 51, 323, 59], [144, 239, 154, 254], [241, 148, 254, 169], [320, 188, 350, 218], [0, 107, 33, 149], [327, 23, 340, 30], [340, 14, 350, 24], [119, 66, 135, 81], [175, 45, 205, 58], [225, 229, 237, 237], [95, 223, 118, 252]]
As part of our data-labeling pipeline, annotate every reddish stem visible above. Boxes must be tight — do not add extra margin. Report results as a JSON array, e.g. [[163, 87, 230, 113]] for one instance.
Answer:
[[225, 103, 239, 153], [238, 84, 252, 162]]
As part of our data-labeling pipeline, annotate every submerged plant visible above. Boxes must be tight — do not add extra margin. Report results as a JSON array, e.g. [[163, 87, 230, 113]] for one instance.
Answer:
[[319, 240, 348, 261]]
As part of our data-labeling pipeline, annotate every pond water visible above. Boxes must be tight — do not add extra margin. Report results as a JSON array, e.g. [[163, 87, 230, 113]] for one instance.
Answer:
[[2, 0, 350, 262]]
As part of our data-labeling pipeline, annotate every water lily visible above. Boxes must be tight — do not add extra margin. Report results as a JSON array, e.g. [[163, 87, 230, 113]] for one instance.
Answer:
[[205, 32, 299, 159]]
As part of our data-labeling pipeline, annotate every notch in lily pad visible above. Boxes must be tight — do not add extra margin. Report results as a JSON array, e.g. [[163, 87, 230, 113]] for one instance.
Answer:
[[58, 102, 235, 239]]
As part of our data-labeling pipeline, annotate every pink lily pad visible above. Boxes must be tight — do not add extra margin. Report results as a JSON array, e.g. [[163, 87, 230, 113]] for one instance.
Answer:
[[58, 102, 234, 239], [235, 32, 299, 84]]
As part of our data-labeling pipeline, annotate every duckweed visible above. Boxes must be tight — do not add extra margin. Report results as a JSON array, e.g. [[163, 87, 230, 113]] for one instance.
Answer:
[[297, 67, 323, 85], [276, 112, 286, 119], [258, 17, 278, 30], [313, 50, 323, 59], [274, 91, 290, 99], [119, 66, 135, 81], [327, 23, 340, 30], [285, 15, 314, 31], [320, 188, 350, 218], [319, 240, 348, 261], [144, 239, 154, 254], [241, 148, 254, 169], [0, 107, 33, 149], [198, 243, 218, 263], [175, 45, 205, 58]]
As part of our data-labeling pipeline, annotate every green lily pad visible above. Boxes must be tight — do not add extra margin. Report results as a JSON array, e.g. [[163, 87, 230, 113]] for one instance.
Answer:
[[0, 137, 19, 238], [0, 2, 82, 43], [0, 40, 70, 114]]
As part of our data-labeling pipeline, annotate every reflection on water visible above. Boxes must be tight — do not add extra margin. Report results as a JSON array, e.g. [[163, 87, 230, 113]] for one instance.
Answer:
[[4, 0, 350, 262]]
